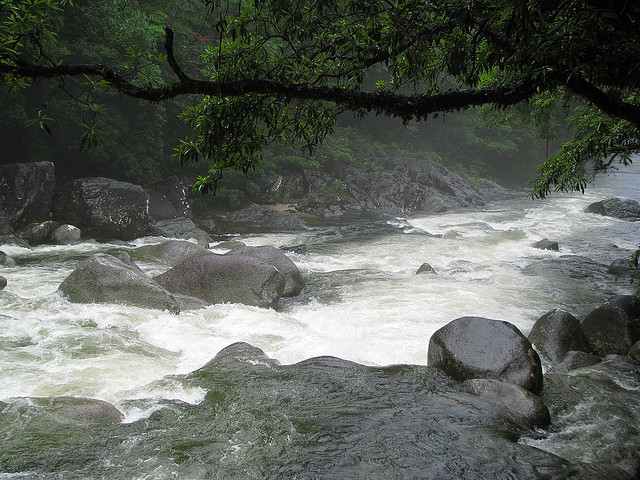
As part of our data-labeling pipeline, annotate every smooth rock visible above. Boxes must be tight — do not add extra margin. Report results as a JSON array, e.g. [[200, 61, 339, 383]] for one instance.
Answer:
[[581, 295, 640, 356], [51, 224, 81, 245], [428, 316, 543, 393], [532, 238, 559, 251], [462, 378, 550, 428], [59, 253, 179, 313], [53, 177, 151, 240], [0, 161, 56, 228], [528, 309, 590, 365], [608, 258, 640, 279], [149, 216, 212, 247], [154, 253, 286, 308], [547, 351, 602, 374], [585, 198, 640, 221], [416, 262, 437, 275], [0, 250, 16, 267], [2, 396, 123, 425], [146, 176, 192, 218], [135, 240, 212, 267], [0, 275, 6, 290], [225, 245, 304, 297], [629, 341, 640, 361]]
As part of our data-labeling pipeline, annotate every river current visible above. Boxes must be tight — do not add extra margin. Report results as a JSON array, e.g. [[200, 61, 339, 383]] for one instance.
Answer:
[[0, 164, 639, 429]]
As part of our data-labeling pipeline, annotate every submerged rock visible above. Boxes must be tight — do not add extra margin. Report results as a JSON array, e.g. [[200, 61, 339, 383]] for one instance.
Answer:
[[416, 262, 438, 275], [427, 316, 543, 393], [585, 197, 640, 221], [581, 295, 640, 356], [532, 238, 559, 251], [528, 309, 590, 365], [59, 253, 180, 313], [154, 253, 286, 308], [225, 245, 305, 297], [1, 396, 123, 426]]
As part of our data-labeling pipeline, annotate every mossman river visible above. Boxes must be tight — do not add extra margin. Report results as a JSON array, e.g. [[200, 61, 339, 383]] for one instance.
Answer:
[[0, 164, 639, 479]]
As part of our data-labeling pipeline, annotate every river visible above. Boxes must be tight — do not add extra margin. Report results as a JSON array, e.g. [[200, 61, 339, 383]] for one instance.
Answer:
[[0, 164, 639, 478]]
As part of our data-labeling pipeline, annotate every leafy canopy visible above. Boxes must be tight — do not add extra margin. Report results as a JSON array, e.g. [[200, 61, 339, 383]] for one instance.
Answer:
[[2, 0, 640, 196]]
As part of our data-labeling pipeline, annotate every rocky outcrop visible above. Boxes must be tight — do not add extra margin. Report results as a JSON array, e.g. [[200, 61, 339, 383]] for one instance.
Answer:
[[528, 309, 590, 365], [221, 204, 308, 230], [59, 253, 180, 313], [135, 240, 212, 267], [53, 177, 151, 240], [585, 198, 640, 221], [17, 220, 59, 246], [532, 238, 559, 251], [427, 316, 543, 393], [225, 245, 305, 297], [154, 253, 286, 308], [149, 217, 212, 247], [0, 161, 56, 228], [581, 295, 640, 356], [145, 176, 192, 219]]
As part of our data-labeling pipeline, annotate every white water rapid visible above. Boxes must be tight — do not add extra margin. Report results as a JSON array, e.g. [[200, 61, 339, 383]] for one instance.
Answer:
[[1, 165, 639, 422]]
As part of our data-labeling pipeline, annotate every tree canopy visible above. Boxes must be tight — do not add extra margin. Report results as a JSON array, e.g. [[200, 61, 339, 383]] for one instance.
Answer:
[[1, 0, 639, 196]]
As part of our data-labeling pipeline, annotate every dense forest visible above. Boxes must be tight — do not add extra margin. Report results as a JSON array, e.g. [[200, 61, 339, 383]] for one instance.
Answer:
[[1, 0, 638, 207]]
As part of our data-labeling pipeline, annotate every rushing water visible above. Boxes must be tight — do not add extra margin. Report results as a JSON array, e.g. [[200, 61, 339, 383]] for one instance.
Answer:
[[1, 165, 639, 425]]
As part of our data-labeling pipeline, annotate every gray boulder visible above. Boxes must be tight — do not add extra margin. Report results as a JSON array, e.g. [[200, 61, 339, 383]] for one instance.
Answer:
[[581, 295, 640, 356], [462, 378, 550, 428], [51, 224, 81, 245], [0, 275, 6, 290], [532, 238, 559, 251], [629, 341, 640, 361], [225, 245, 304, 297], [427, 316, 543, 393], [0, 161, 56, 228], [528, 309, 590, 365], [0, 250, 16, 267], [59, 253, 179, 313], [416, 262, 437, 275], [585, 198, 640, 221], [608, 258, 640, 279], [135, 240, 212, 267], [17, 220, 59, 246], [149, 217, 212, 247], [3, 396, 123, 425], [154, 253, 286, 308], [146, 176, 192, 218], [53, 177, 151, 240]]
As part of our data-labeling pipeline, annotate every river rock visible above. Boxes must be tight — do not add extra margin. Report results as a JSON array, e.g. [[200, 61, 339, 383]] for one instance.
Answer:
[[146, 176, 192, 219], [532, 238, 559, 251], [547, 350, 602, 374], [629, 341, 640, 361], [225, 245, 304, 297], [462, 378, 550, 428], [17, 220, 59, 246], [428, 316, 543, 393], [59, 253, 180, 313], [51, 224, 81, 245], [0, 275, 6, 290], [0, 161, 56, 228], [2, 396, 123, 425], [149, 217, 212, 247], [135, 240, 212, 267], [608, 258, 640, 279], [416, 262, 437, 275], [154, 253, 286, 308], [528, 309, 590, 365], [53, 177, 151, 240], [0, 250, 16, 267], [581, 295, 640, 356], [585, 198, 640, 221]]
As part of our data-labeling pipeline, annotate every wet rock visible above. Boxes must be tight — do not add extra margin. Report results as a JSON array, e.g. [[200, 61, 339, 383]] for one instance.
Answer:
[[416, 262, 437, 275], [528, 309, 590, 365], [223, 203, 308, 230], [146, 188, 178, 220], [135, 240, 212, 267], [532, 238, 559, 251], [213, 239, 246, 251], [0, 161, 56, 228], [51, 224, 81, 245], [154, 253, 286, 308], [585, 197, 640, 221], [608, 258, 640, 279], [629, 341, 640, 361], [0, 250, 16, 267], [2, 396, 123, 425], [462, 378, 550, 428], [225, 245, 304, 297], [547, 350, 602, 374], [428, 316, 543, 393], [59, 253, 180, 313], [0, 275, 6, 290], [149, 216, 212, 247], [0, 234, 29, 248], [280, 243, 307, 254], [146, 176, 192, 219], [581, 295, 640, 356], [17, 220, 59, 245], [53, 177, 151, 240]]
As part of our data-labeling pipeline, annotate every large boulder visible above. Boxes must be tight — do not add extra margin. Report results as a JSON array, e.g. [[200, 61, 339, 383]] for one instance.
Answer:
[[135, 240, 212, 267], [51, 224, 81, 245], [154, 253, 286, 308], [59, 253, 180, 313], [581, 295, 640, 356], [608, 258, 640, 279], [17, 220, 59, 246], [149, 217, 212, 247], [146, 176, 192, 219], [585, 198, 640, 221], [427, 316, 543, 393], [0, 161, 56, 228], [225, 245, 305, 297], [528, 309, 590, 365], [53, 177, 151, 240]]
